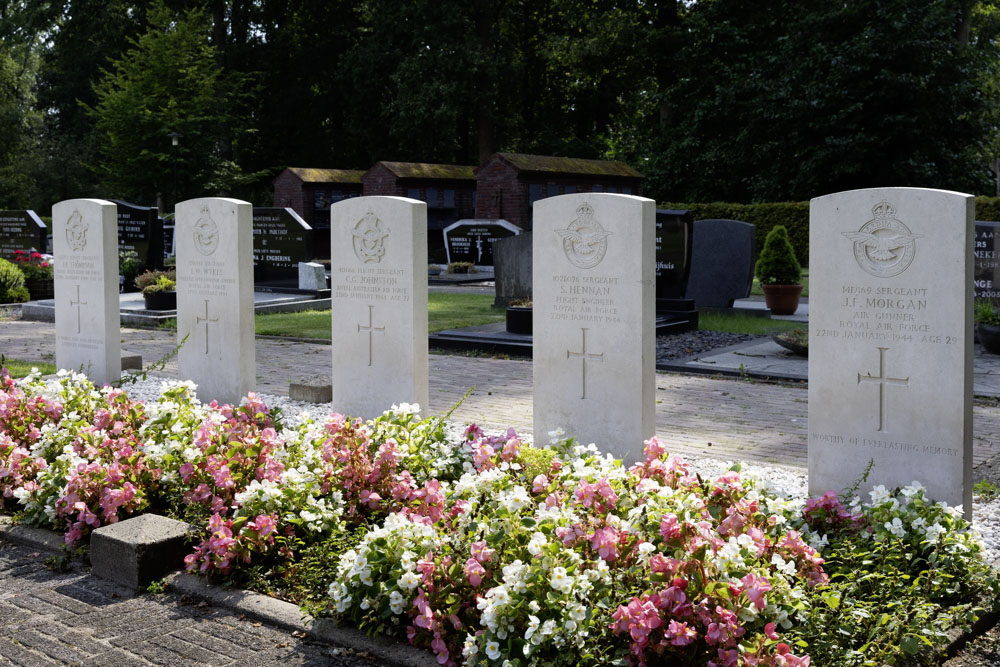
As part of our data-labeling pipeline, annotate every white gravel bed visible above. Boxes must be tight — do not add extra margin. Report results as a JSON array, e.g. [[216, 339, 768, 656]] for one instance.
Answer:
[[119, 374, 1000, 566]]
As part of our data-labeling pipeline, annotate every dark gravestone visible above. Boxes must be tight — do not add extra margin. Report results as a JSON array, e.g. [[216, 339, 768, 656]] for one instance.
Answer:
[[443, 219, 521, 266], [0, 210, 47, 260], [162, 224, 174, 260], [975, 221, 1000, 305], [109, 200, 163, 272], [684, 219, 756, 308], [492, 232, 532, 308], [655, 209, 693, 299], [253, 207, 313, 282]]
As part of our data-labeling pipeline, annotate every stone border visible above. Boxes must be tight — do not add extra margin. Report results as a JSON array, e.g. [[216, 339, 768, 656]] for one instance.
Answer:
[[0, 516, 435, 667]]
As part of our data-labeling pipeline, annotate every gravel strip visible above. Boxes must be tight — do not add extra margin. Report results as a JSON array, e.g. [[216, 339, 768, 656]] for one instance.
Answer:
[[656, 331, 766, 362]]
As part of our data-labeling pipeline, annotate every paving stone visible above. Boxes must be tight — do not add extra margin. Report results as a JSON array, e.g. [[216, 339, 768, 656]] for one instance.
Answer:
[[149, 633, 229, 665], [90, 513, 192, 591]]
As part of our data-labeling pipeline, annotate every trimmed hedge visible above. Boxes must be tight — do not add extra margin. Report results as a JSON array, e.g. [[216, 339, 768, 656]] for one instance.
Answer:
[[663, 196, 1000, 269]]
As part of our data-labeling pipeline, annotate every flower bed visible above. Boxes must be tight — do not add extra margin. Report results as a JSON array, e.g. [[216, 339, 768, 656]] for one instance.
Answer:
[[1, 368, 997, 666]]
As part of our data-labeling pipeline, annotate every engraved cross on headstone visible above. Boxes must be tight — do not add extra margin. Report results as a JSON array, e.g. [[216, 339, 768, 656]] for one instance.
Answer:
[[70, 284, 87, 334], [857, 346, 909, 432], [196, 299, 218, 355], [357, 304, 385, 367], [567, 327, 604, 399]]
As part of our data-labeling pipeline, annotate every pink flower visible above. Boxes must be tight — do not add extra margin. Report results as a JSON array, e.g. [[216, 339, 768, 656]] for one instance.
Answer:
[[659, 513, 682, 541], [464, 558, 486, 587], [665, 619, 697, 646], [470, 540, 495, 563], [532, 474, 549, 494], [741, 572, 772, 611], [591, 525, 620, 561], [764, 622, 780, 640], [775, 643, 811, 667]]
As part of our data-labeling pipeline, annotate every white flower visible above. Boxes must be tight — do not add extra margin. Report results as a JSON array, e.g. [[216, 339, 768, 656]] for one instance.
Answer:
[[885, 517, 905, 538], [525, 615, 541, 640], [550, 566, 573, 594], [527, 531, 547, 556], [485, 640, 501, 660], [541, 619, 558, 636], [568, 603, 587, 622], [398, 571, 421, 590], [462, 634, 478, 660], [389, 590, 406, 614], [869, 485, 890, 505], [770, 553, 796, 577], [925, 522, 945, 541]]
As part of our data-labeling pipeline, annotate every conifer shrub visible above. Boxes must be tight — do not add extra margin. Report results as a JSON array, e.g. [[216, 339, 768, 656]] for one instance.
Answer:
[[754, 225, 802, 285]]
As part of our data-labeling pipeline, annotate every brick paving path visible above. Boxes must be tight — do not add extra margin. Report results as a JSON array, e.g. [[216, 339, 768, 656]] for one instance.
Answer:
[[4, 319, 1000, 469], [0, 541, 370, 666]]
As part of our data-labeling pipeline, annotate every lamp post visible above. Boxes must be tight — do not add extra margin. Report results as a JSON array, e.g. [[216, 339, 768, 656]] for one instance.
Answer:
[[167, 131, 181, 211]]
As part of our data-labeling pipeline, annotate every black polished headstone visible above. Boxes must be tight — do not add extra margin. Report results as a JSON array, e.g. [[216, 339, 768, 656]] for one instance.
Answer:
[[109, 200, 163, 272], [162, 224, 174, 260], [253, 207, 313, 282], [443, 219, 521, 266], [975, 221, 1000, 305], [0, 210, 47, 260], [492, 232, 532, 308], [684, 219, 756, 308], [655, 209, 693, 300]]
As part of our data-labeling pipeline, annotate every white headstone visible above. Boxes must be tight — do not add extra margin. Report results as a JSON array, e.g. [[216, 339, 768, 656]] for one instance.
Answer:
[[329, 196, 428, 417], [52, 199, 120, 385], [809, 188, 973, 514], [298, 261, 327, 291], [175, 197, 255, 405], [533, 193, 656, 461]]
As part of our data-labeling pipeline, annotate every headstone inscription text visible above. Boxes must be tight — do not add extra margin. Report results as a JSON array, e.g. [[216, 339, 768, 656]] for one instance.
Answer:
[[329, 197, 428, 418], [975, 221, 1000, 304], [809, 188, 973, 515], [52, 199, 120, 386], [252, 207, 313, 282], [176, 198, 255, 406], [0, 210, 47, 260], [533, 193, 656, 462]]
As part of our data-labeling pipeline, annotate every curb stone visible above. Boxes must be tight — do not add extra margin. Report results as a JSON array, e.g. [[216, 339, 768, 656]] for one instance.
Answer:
[[0, 516, 436, 667]]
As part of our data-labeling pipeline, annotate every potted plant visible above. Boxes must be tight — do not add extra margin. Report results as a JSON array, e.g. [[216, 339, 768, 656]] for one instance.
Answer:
[[506, 298, 532, 335], [12, 249, 54, 300], [975, 299, 1000, 355], [754, 225, 803, 316], [135, 270, 177, 310]]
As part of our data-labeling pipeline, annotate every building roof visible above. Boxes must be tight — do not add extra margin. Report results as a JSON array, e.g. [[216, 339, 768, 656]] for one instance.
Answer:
[[283, 168, 366, 184], [374, 161, 477, 181], [493, 153, 642, 178]]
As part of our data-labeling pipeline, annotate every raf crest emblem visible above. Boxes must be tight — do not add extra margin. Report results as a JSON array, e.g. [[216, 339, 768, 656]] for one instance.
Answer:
[[193, 205, 220, 256], [352, 210, 389, 264], [555, 202, 611, 269], [65, 209, 88, 252], [842, 200, 921, 278]]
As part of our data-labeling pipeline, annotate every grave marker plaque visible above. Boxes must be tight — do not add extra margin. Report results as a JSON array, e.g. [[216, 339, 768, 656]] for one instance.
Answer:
[[0, 210, 47, 260], [329, 196, 428, 418], [443, 219, 521, 266], [253, 207, 313, 282], [809, 188, 973, 515], [52, 199, 120, 385], [176, 197, 255, 405], [655, 209, 693, 299], [684, 219, 755, 308], [109, 200, 163, 272], [975, 221, 1000, 304], [533, 193, 655, 462]]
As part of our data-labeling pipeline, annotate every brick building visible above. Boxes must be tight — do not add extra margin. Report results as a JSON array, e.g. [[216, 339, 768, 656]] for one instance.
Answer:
[[272, 167, 365, 230], [474, 153, 643, 231], [362, 161, 477, 263]]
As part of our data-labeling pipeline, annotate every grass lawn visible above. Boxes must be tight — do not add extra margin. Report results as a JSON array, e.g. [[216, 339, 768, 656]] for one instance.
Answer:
[[750, 268, 809, 297], [1, 358, 57, 378], [254, 293, 503, 339], [698, 311, 806, 335]]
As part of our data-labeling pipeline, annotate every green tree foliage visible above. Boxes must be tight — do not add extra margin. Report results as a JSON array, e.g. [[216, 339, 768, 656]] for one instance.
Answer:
[[88, 1, 251, 207], [754, 225, 802, 285]]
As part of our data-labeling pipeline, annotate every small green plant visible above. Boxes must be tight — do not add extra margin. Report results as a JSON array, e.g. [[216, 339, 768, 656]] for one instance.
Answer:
[[144, 579, 167, 594], [115, 333, 188, 387], [119, 250, 142, 288], [508, 298, 533, 308], [446, 261, 474, 274], [0, 258, 29, 304], [134, 269, 176, 293], [975, 299, 1000, 326], [141, 274, 176, 296], [754, 225, 802, 285], [974, 479, 1000, 501]]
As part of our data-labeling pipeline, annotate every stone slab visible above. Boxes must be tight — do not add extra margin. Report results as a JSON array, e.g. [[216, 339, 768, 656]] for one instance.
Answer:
[[90, 514, 193, 592], [684, 219, 756, 308], [298, 261, 327, 291], [809, 188, 973, 514], [176, 197, 256, 406], [329, 196, 428, 418], [492, 232, 532, 308], [121, 353, 142, 371], [533, 193, 655, 462], [52, 199, 121, 385], [289, 381, 333, 403]]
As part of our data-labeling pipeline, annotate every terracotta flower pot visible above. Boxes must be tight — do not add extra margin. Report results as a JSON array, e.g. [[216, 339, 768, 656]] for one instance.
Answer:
[[761, 284, 802, 316], [979, 323, 1000, 355]]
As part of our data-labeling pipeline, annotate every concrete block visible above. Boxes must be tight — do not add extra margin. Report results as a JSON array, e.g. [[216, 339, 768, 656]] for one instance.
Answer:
[[90, 514, 193, 591], [289, 382, 332, 403], [121, 353, 142, 371], [298, 262, 327, 291]]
